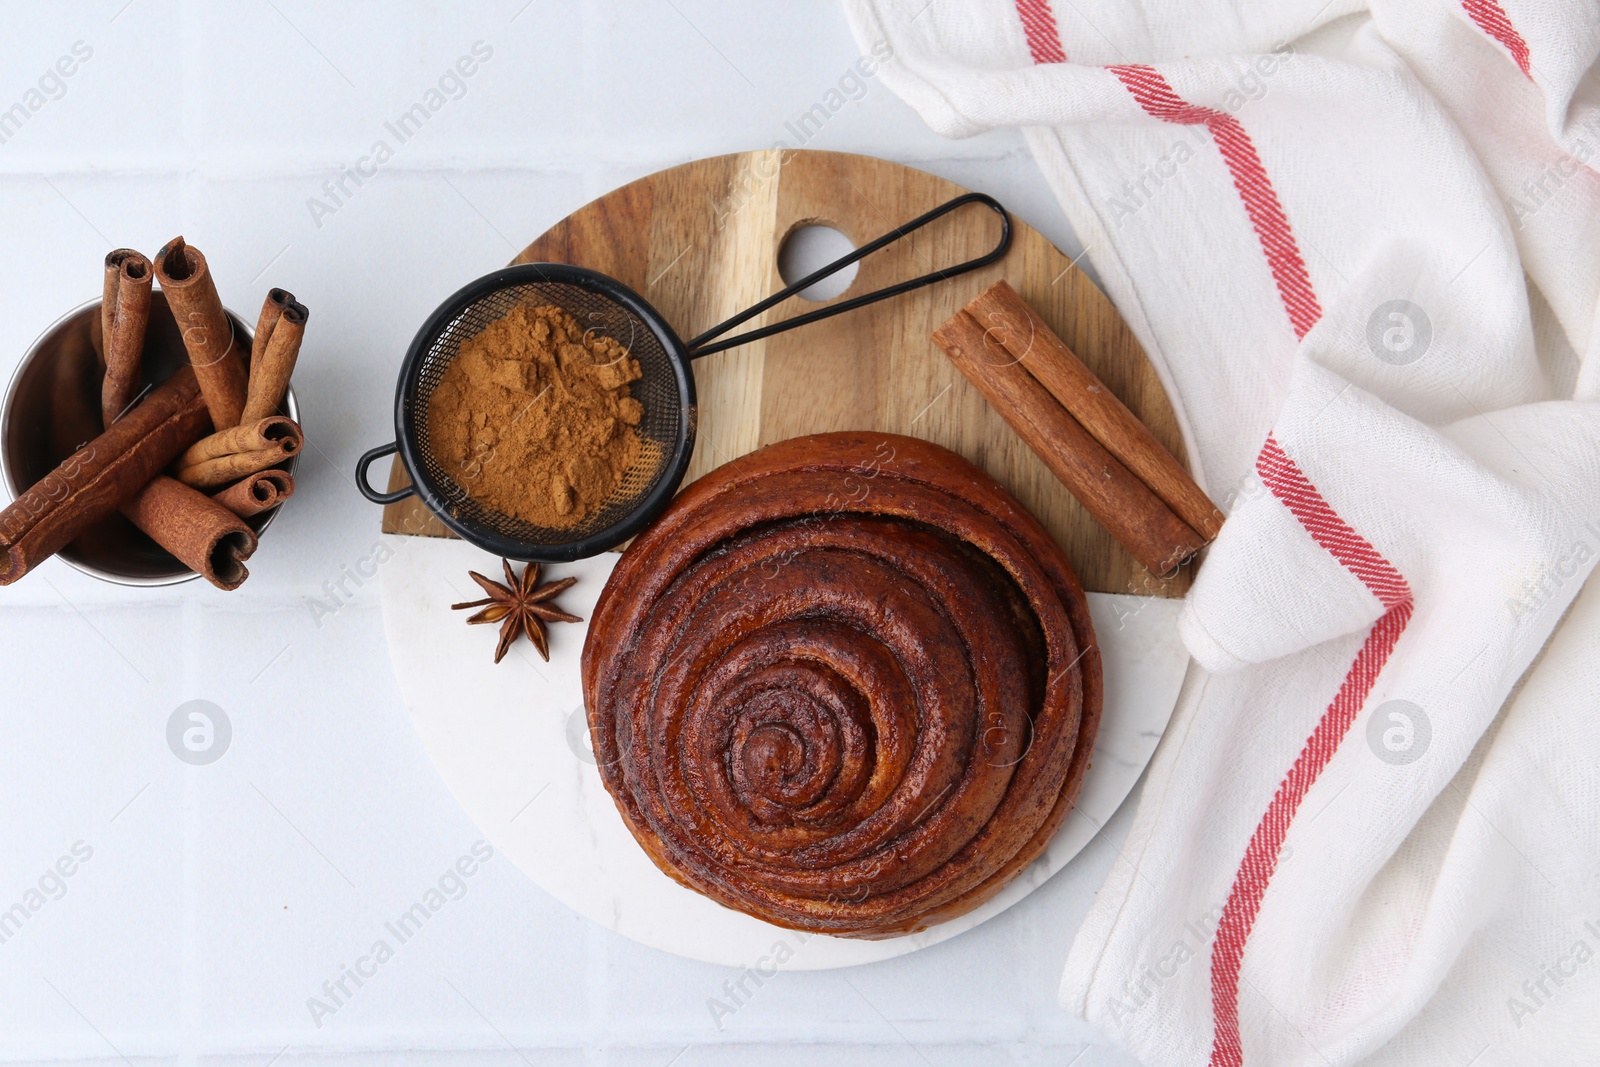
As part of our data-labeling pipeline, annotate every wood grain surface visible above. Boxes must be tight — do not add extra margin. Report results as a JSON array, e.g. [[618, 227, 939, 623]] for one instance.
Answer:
[[382, 150, 1192, 597]]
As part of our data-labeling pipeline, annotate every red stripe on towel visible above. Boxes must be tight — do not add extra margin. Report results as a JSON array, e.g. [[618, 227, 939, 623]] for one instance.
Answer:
[[1256, 437, 1410, 607], [1461, 0, 1533, 78], [1014, 0, 1066, 64], [1207, 598, 1413, 1066], [1204, 438, 1415, 1066], [1108, 64, 1322, 339]]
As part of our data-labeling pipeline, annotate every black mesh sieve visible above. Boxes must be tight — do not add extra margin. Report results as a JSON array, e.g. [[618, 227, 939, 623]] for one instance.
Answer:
[[357, 193, 1011, 562], [355, 263, 697, 562], [407, 278, 686, 548]]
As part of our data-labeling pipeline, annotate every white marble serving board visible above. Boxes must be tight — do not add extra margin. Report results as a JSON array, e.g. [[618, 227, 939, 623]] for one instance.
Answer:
[[378, 533, 1186, 969]]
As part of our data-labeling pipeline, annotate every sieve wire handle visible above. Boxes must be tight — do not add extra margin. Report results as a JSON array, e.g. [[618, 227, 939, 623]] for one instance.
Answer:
[[682, 192, 1012, 359], [356, 441, 416, 505]]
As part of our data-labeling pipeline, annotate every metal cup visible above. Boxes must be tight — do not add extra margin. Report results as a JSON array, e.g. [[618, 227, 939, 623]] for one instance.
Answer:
[[1, 292, 299, 586]]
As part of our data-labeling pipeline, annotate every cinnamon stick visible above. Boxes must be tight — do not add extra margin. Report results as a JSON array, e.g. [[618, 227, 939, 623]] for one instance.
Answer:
[[154, 237, 248, 432], [966, 281, 1224, 539], [211, 470, 294, 518], [251, 288, 293, 368], [173, 445, 295, 490], [120, 476, 257, 590], [241, 297, 307, 424], [0, 367, 212, 585], [100, 249, 153, 428], [933, 306, 1206, 576], [175, 416, 302, 471]]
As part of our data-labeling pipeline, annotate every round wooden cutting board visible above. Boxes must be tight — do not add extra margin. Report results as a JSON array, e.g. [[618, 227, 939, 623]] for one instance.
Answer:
[[375, 150, 1199, 967]]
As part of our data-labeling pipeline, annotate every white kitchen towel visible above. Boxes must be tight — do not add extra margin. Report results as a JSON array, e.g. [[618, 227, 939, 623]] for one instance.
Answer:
[[841, 1, 1600, 1064]]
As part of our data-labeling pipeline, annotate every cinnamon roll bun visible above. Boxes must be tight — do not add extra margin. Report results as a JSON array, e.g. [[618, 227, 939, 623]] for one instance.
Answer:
[[581, 432, 1100, 937]]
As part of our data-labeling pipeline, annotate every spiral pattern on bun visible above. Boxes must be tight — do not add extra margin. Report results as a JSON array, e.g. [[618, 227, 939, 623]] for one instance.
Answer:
[[581, 432, 1100, 937]]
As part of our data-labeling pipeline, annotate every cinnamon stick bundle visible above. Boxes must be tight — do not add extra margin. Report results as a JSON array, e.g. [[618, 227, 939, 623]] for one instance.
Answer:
[[100, 249, 153, 428], [0, 367, 212, 585], [121, 476, 258, 590], [173, 445, 295, 490], [242, 290, 306, 423], [933, 281, 1219, 576], [965, 283, 1225, 540], [175, 416, 302, 471], [154, 237, 249, 432], [211, 470, 294, 518]]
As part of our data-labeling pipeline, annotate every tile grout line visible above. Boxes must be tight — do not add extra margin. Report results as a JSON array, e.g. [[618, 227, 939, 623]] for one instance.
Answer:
[[179, 590, 201, 1067], [579, 10, 607, 1055], [0, 149, 1038, 181], [178, 2, 203, 1061]]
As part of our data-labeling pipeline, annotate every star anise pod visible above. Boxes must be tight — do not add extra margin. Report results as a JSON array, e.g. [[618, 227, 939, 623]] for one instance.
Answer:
[[452, 558, 581, 663]]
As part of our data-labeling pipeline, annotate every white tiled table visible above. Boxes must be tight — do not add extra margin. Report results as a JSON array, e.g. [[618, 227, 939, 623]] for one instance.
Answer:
[[0, 3, 1143, 1063]]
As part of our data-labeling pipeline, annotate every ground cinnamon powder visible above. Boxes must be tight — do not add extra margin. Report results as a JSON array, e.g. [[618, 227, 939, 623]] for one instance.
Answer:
[[426, 302, 647, 528]]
